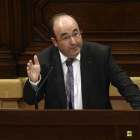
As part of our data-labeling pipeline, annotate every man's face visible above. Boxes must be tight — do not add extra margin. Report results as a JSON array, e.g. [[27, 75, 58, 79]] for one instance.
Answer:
[[51, 16, 82, 58]]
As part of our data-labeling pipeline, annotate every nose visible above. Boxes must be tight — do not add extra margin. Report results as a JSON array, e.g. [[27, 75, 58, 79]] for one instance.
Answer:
[[70, 36, 76, 44]]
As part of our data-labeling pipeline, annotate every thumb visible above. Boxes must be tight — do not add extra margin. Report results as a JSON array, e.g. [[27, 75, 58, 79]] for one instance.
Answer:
[[34, 55, 39, 65]]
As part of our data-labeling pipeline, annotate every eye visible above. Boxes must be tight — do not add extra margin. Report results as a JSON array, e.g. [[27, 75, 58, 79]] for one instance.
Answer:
[[73, 32, 78, 37], [62, 36, 68, 40]]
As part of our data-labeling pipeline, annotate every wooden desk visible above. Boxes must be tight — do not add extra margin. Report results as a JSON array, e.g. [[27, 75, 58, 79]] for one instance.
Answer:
[[0, 110, 140, 140]]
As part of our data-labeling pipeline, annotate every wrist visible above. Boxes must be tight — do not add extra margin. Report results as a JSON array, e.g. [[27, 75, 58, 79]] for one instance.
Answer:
[[30, 75, 40, 83]]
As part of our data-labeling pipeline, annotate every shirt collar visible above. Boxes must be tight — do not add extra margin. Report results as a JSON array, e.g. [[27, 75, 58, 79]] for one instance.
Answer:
[[59, 51, 81, 64]]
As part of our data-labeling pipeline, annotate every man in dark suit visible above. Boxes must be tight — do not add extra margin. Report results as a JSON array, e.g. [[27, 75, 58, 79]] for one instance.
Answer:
[[23, 13, 140, 109]]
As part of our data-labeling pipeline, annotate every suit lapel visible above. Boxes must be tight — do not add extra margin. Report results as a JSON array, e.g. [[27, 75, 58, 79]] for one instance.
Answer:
[[53, 49, 67, 109], [81, 46, 93, 109]]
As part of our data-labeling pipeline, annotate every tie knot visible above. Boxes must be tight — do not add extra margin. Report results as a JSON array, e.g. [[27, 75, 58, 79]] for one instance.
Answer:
[[67, 58, 74, 66]]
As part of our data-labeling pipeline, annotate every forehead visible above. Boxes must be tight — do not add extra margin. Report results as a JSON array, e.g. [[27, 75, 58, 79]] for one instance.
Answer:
[[53, 16, 79, 36]]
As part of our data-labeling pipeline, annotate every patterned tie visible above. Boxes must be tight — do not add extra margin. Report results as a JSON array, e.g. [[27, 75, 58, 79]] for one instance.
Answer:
[[66, 58, 74, 109]]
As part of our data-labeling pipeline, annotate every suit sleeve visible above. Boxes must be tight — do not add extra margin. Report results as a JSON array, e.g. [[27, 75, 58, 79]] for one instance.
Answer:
[[105, 47, 140, 110], [23, 78, 45, 105]]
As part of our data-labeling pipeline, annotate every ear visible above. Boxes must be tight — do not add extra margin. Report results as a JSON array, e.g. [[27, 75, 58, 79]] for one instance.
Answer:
[[51, 38, 58, 47]]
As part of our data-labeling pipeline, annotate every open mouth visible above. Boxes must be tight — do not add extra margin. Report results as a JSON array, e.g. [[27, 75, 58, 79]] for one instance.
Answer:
[[71, 46, 77, 50]]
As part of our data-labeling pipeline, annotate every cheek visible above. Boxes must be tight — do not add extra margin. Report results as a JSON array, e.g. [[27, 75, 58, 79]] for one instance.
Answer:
[[59, 45, 69, 53], [79, 39, 83, 45]]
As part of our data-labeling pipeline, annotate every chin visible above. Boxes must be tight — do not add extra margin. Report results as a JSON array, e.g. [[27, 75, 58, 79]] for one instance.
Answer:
[[69, 48, 81, 58], [71, 52, 80, 58], [75, 49, 81, 55]]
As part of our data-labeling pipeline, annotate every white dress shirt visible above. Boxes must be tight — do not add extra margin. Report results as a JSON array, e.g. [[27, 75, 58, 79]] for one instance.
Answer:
[[59, 51, 83, 109], [29, 52, 83, 109]]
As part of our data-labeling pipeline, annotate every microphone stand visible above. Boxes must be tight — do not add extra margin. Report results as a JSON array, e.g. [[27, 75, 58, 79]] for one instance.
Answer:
[[35, 65, 54, 109]]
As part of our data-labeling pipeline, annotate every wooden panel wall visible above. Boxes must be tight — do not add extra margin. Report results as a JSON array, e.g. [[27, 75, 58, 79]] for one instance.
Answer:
[[0, 0, 140, 78]]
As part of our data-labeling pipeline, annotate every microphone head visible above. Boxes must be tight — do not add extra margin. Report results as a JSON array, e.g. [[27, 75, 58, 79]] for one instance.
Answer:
[[51, 61, 56, 67]]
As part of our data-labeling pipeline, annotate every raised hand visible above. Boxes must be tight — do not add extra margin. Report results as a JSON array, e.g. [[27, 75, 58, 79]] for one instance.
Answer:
[[27, 55, 41, 83]]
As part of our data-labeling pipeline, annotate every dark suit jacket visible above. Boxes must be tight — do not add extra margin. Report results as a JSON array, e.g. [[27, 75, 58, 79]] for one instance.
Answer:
[[23, 41, 140, 109]]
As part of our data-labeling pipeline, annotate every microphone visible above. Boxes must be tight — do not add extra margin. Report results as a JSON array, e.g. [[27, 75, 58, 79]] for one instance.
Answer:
[[35, 62, 55, 109], [66, 61, 72, 109]]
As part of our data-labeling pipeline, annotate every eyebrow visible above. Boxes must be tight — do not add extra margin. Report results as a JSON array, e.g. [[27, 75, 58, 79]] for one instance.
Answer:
[[73, 29, 78, 32], [60, 28, 78, 38], [60, 33, 67, 38]]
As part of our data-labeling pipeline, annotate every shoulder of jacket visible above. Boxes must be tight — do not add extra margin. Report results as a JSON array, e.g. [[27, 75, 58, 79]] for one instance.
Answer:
[[82, 41, 110, 55], [83, 41, 109, 49]]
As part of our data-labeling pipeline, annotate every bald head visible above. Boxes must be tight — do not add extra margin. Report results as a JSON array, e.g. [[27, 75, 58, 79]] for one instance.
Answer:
[[49, 13, 80, 38], [50, 13, 82, 58]]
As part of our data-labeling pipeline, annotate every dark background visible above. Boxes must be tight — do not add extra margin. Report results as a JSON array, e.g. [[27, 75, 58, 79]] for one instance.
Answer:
[[0, 0, 140, 78]]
